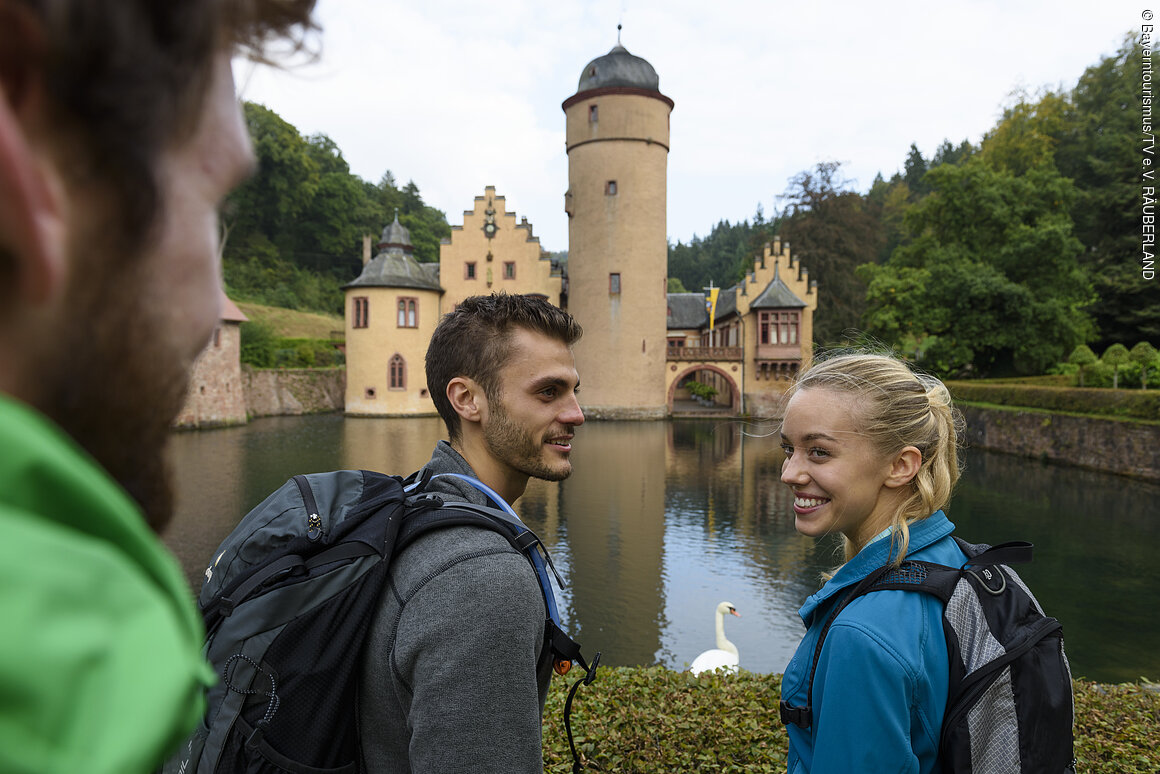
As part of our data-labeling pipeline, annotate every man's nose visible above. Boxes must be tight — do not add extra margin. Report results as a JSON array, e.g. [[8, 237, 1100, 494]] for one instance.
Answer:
[[560, 393, 584, 426]]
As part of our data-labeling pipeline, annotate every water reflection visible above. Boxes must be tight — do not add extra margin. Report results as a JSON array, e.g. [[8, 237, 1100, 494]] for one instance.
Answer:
[[164, 414, 1160, 683]]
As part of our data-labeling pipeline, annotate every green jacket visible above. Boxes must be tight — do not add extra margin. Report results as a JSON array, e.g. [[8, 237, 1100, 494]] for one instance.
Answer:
[[0, 394, 213, 773]]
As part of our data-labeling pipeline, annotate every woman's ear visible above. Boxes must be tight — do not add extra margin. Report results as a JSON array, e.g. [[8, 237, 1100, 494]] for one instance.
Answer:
[[0, 4, 66, 306], [884, 446, 923, 489], [446, 376, 485, 426]]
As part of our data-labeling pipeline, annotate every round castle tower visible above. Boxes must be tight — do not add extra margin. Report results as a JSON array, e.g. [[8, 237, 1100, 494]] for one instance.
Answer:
[[563, 38, 673, 418]]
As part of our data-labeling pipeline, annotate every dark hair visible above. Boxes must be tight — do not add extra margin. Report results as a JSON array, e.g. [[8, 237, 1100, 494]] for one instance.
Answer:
[[18, 0, 317, 252], [426, 293, 583, 442]]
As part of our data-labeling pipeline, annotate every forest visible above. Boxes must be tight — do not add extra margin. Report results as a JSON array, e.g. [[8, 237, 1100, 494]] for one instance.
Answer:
[[225, 35, 1153, 378]]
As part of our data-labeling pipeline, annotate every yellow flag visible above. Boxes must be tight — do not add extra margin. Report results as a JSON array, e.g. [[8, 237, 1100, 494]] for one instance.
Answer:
[[706, 286, 720, 332]]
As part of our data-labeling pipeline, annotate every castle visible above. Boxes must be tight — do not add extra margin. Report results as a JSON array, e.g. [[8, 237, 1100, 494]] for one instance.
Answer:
[[343, 41, 817, 419]]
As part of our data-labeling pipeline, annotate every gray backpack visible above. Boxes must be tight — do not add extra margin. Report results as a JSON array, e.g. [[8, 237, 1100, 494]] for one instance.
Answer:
[[780, 539, 1075, 774], [164, 468, 596, 774]]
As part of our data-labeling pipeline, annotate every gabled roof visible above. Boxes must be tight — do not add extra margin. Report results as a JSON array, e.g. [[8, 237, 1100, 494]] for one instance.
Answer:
[[220, 293, 248, 323], [667, 292, 708, 329], [750, 275, 807, 309]]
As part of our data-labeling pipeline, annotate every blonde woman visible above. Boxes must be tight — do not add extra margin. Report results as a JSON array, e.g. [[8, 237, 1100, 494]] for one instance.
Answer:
[[777, 352, 965, 774]]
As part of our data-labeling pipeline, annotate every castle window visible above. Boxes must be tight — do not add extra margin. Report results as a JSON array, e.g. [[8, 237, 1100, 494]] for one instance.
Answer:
[[466, 262, 477, 280], [589, 104, 598, 122], [503, 262, 516, 280], [353, 297, 369, 329], [606, 180, 617, 196], [760, 311, 799, 344], [389, 354, 406, 390], [397, 297, 417, 328], [213, 327, 222, 348], [610, 273, 621, 294]]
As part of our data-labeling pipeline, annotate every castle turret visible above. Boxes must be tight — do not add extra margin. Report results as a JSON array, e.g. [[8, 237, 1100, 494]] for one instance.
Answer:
[[563, 36, 673, 418]]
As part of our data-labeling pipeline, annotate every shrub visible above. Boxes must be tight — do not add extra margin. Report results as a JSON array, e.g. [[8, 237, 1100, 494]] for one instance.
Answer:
[[240, 320, 279, 368], [1102, 343, 1131, 389], [540, 667, 1160, 773], [241, 328, 343, 369], [945, 381, 1160, 421], [1068, 344, 1098, 388]]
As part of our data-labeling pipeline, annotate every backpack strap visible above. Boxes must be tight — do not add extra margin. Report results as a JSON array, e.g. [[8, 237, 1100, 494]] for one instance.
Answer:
[[778, 540, 1036, 730], [399, 473, 602, 773], [779, 563, 896, 729]]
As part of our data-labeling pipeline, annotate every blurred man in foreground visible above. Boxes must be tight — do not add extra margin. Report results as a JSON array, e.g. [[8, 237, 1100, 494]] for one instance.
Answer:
[[0, 2, 317, 771]]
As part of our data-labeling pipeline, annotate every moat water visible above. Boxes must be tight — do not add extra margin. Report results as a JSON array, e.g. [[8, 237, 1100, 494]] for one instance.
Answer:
[[162, 413, 1160, 684]]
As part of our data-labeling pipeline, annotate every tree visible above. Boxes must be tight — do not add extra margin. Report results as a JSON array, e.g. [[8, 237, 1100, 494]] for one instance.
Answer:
[[1102, 343, 1130, 389], [667, 277, 688, 292], [1129, 342, 1159, 389], [1068, 344, 1097, 387], [860, 157, 1094, 376], [1053, 35, 1160, 347], [667, 217, 761, 293], [225, 102, 320, 256], [777, 162, 885, 344], [980, 91, 1070, 176], [903, 143, 929, 198], [931, 138, 975, 168]]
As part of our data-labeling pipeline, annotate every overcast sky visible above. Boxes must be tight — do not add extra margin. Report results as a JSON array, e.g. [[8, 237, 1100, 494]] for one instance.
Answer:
[[236, 0, 1140, 253]]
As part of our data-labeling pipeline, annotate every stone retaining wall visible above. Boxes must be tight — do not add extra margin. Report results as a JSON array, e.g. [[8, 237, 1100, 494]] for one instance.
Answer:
[[243, 367, 345, 418], [958, 404, 1160, 481]]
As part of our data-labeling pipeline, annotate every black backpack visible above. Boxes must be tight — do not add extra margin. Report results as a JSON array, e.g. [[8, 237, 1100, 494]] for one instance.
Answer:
[[163, 468, 598, 774], [779, 538, 1075, 774]]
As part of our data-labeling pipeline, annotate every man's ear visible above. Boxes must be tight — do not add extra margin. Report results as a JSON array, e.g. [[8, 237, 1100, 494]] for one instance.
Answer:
[[884, 446, 923, 489], [446, 376, 486, 426], [0, 4, 66, 306]]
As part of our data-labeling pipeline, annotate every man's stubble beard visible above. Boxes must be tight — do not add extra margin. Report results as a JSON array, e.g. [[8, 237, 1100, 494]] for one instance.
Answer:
[[35, 249, 195, 533], [483, 393, 572, 483]]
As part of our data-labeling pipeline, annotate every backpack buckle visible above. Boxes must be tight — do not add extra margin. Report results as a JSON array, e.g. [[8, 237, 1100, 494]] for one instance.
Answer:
[[778, 700, 811, 729]]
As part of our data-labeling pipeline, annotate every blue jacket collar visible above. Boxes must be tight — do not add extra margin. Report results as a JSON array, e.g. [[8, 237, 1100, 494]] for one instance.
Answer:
[[799, 510, 955, 622]]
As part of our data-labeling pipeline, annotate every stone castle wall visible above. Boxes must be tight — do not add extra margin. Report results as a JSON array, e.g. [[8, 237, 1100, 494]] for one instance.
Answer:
[[958, 404, 1160, 481], [174, 323, 247, 429], [244, 367, 345, 418]]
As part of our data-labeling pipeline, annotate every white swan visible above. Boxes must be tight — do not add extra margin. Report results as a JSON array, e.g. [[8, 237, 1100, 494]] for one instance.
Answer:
[[689, 601, 741, 675]]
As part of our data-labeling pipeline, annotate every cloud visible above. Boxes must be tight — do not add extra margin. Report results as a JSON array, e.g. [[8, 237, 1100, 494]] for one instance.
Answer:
[[237, 0, 1138, 251]]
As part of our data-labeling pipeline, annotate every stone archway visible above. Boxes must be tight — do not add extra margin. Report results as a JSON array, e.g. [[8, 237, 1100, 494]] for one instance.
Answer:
[[667, 363, 740, 414]]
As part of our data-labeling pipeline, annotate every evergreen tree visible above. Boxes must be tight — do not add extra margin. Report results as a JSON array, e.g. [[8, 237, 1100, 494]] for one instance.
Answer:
[[777, 162, 884, 344]]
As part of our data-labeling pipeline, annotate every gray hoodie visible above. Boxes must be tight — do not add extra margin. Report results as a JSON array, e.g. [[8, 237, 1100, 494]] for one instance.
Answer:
[[358, 441, 554, 773]]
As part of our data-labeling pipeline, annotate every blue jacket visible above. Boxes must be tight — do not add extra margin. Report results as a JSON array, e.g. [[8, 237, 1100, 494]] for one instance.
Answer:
[[782, 511, 967, 774]]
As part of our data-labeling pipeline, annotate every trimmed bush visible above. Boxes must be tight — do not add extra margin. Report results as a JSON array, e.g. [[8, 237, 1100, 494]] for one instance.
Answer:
[[241, 328, 344, 369], [541, 666, 1160, 773], [945, 381, 1160, 421]]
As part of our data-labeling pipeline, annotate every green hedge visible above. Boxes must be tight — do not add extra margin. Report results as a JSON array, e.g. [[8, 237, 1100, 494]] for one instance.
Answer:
[[946, 381, 1160, 421], [541, 667, 1160, 773], [240, 320, 344, 368]]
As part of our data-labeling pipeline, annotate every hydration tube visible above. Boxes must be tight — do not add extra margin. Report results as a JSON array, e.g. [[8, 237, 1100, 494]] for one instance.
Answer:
[[405, 472, 563, 624]]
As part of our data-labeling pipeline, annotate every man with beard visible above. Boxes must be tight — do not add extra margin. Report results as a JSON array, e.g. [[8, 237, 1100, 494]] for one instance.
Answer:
[[359, 292, 585, 774], [0, 2, 316, 772]]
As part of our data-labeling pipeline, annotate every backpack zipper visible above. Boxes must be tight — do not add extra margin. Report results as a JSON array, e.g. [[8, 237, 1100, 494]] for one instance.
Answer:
[[293, 475, 323, 540]]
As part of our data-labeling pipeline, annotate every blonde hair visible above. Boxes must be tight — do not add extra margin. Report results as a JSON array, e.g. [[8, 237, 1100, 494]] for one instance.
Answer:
[[785, 352, 964, 565]]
